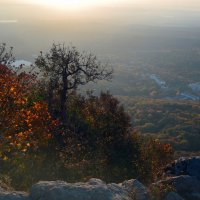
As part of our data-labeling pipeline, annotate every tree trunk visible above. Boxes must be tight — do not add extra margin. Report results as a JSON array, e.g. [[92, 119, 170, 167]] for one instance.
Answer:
[[48, 81, 54, 115], [60, 69, 68, 124]]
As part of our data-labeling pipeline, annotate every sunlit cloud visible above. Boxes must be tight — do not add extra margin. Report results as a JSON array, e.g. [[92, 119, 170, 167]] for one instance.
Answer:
[[2, 0, 200, 10], [15, 0, 131, 10]]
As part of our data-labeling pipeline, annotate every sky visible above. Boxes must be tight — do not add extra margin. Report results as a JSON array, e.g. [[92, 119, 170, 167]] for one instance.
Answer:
[[2, 0, 200, 8], [1, 0, 200, 21], [1, 0, 200, 60]]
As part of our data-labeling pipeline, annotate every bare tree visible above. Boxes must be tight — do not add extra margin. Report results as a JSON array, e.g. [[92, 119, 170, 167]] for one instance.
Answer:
[[35, 43, 113, 122], [0, 43, 15, 66]]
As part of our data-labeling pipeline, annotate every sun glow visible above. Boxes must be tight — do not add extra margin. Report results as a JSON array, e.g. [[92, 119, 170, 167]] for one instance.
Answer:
[[28, 0, 106, 10]]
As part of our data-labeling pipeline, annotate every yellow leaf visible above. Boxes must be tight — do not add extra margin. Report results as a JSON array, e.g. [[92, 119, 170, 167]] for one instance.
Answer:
[[3, 156, 8, 161]]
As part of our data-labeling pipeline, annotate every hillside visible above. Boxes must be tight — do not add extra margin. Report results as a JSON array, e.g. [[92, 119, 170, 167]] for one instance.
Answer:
[[117, 97, 200, 151]]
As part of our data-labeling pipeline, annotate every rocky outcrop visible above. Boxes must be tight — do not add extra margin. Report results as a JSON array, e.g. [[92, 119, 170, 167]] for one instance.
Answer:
[[157, 157, 200, 200], [155, 175, 200, 200], [29, 178, 149, 200], [0, 191, 29, 200], [164, 192, 185, 200], [165, 156, 200, 179], [121, 179, 148, 200], [0, 178, 148, 200], [172, 175, 200, 200], [1, 157, 200, 200]]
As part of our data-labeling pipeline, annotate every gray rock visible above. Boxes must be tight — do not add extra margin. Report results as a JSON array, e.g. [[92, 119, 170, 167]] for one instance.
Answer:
[[165, 157, 200, 180], [0, 191, 29, 200], [0, 187, 4, 193], [156, 175, 200, 200], [152, 175, 200, 200], [30, 179, 133, 200], [187, 157, 200, 179], [172, 175, 200, 200], [122, 179, 149, 200], [164, 192, 185, 200]]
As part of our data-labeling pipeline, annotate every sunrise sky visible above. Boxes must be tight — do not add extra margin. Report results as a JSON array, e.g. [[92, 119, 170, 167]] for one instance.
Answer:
[[1, 0, 200, 60], [1, 0, 200, 22], [2, 0, 200, 9]]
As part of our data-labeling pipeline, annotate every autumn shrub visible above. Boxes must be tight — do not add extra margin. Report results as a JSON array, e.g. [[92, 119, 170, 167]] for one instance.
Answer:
[[27, 91, 173, 186], [0, 65, 57, 155], [53, 92, 142, 183], [139, 138, 174, 183], [148, 182, 176, 200], [0, 64, 58, 189]]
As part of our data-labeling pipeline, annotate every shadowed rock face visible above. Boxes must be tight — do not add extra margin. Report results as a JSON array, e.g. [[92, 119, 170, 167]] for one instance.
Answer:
[[165, 157, 200, 179], [157, 157, 200, 200], [154, 175, 200, 200], [164, 192, 185, 200], [172, 175, 200, 200]]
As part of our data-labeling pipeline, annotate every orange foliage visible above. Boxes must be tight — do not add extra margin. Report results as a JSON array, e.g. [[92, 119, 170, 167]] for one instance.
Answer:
[[140, 139, 173, 182], [0, 65, 56, 158]]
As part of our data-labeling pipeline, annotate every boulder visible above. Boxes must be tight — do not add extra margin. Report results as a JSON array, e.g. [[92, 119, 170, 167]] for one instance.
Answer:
[[172, 175, 200, 200], [0, 191, 29, 200], [29, 178, 148, 200], [164, 192, 185, 200], [155, 175, 200, 200], [165, 157, 200, 180], [121, 179, 148, 200]]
